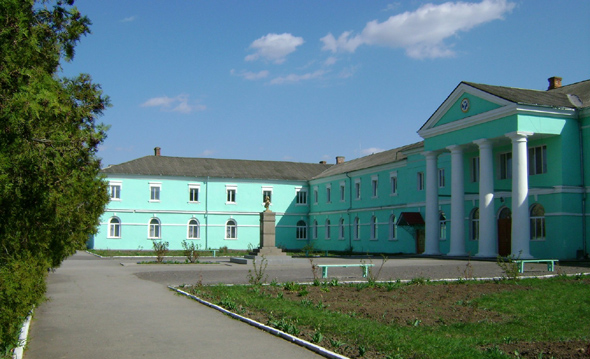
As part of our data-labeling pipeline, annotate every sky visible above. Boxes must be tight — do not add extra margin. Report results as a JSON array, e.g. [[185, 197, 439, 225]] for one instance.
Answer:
[[60, 0, 590, 168]]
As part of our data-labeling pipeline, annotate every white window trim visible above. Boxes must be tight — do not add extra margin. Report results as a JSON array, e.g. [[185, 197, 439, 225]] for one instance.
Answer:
[[225, 219, 237, 240], [338, 218, 345, 240], [370, 216, 378, 240], [226, 185, 237, 205], [109, 181, 122, 201], [149, 182, 162, 202], [296, 220, 307, 240], [188, 184, 201, 203], [187, 218, 200, 239], [340, 181, 346, 202], [353, 217, 360, 241], [389, 171, 398, 196], [262, 186, 273, 206], [326, 183, 332, 204], [354, 179, 361, 200], [295, 187, 308, 206], [325, 219, 331, 240], [313, 186, 318, 205], [371, 175, 379, 198], [108, 217, 121, 238], [148, 217, 161, 239], [389, 215, 397, 241]]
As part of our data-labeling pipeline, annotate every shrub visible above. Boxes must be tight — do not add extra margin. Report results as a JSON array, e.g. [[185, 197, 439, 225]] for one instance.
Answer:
[[181, 240, 200, 263], [152, 241, 169, 263]]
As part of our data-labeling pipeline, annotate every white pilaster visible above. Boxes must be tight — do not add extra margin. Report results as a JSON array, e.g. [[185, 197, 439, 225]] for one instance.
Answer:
[[423, 151, 441, 255], [447, 145, 466, 256], [507, 131, 534, 259], [473, 139, 497, 257]]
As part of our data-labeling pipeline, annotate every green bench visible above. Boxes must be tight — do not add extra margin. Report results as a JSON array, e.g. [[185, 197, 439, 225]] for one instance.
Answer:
[[515, 259, 558, 273], [316, 264, 374, 279]]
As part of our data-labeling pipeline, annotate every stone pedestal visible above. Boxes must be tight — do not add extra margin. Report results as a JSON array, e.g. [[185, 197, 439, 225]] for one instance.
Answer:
[[248, 211, 286, 257]]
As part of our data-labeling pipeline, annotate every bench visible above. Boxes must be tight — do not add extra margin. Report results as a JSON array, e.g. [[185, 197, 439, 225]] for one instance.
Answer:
[[515, 259, 558, 273], [316, 264, 374, 279]]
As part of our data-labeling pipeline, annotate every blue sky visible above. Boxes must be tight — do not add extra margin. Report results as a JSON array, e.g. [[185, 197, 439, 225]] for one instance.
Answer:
[[61, 0, 590, 167]]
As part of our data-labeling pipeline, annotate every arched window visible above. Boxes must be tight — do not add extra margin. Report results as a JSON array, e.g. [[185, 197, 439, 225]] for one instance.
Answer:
[[339, 218, 345, 239], [389, 215, 397, 240], [226, 219, 237, 239], [149, 218, 161, 239], [325, 219, 331, 240], [530, 204, 546, 240], [370, 216, 378, 240], [312, 220, 318, 239], [108, 217, 121, 238], [439, 212, 447, 240], [296, 220, 307, 239], [188, 219, 200, 239], [354, 217, 360, 240], [470, 208, 479, 241]]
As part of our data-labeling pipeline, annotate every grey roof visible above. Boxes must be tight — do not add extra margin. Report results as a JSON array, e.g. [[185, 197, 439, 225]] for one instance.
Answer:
[[464, 79, 590, 109], [312, 141, 424, 179], [101, 156, 333, 181]]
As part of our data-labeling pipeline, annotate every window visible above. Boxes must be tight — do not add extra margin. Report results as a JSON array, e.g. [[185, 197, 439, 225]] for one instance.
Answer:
[[355, 179, 361, 200], [339, 218, 345, 239], [417, 172, 424, 191], [189, 184, 200, 203], [312, 220, 318, 239], [470, 208, 479, 241], [500, 152, 512, 180], [530, 204, 546, 240], [108, 217, 121, 238], [439, 212, 447, 240], [371, 176, 378, 197], [296, 220, 307, 240], [389, 215, 397, 240], [226, 186, 237, 204], [438, 168, 445, 188], [370, 216, 378, 240], [353, 217, 360, 240], [109, 182, 121, 200], [296, 188, 307, 205], [149, 218, 161, 239], [326, 184, 331, 203], [528, 145, 547, 175], [313, 187, 318, 204], [150, 183, 161, 201], [471, 157, 480, 182], [390, 173, 398, 195], [225, 219, 237, 239], [340, 182, 346, 202], [325, 219, 331, 240], [188, 219, 199, 239]]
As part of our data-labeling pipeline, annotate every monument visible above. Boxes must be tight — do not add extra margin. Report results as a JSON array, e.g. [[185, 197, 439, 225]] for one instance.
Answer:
[[248, 196, 286, 257]]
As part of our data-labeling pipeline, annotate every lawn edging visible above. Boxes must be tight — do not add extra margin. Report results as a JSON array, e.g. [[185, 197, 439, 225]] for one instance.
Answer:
[[169, 286, 349, 359], [12, 310, 33, 359]]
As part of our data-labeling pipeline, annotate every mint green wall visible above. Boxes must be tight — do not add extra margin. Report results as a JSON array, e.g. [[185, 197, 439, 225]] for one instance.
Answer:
[[434, 93, 501, 127]]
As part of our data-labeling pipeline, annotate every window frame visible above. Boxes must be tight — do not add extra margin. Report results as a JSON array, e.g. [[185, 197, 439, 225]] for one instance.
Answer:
[[354, 179, 361, 200], [108, 217, 121, 238], [226, 185, 237, 204], [296, 220, 307, 240], [339, 218, 345, 240], [530, 204, 546, 241], [109, 181, 122, 200], [262, 186, 273, 205], [370, 216, 378, 240], [325, 219, 331, 240], [189, 184, 200, 203], [326, 184, 332, 204], [148, 217, 161, 239], [149, 182, 161, 202], [353, 217, 360, 241], [187, 218, 200, 239], [389, 215, 397, 241], [312, 220, 318, 239], [371, 175, 379, 198], [390, 172, 398, 196], [470, 208, 479, 241], [296, 187, 308, 205], [528, 145, 547, 176], [471, 156, 480, 183], [417, 172, 424, 191], [340, 181, 346, 202], [438, 168, 445, 188], [225, 219, 237, 239], [499, 152, 512, 180]]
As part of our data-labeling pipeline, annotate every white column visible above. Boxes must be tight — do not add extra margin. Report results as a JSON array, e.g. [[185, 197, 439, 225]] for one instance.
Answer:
[[423, 151, 441, 255], [447, 145, 466, 256], [507, 131, 533, 259], [473, 139, 497, 257]]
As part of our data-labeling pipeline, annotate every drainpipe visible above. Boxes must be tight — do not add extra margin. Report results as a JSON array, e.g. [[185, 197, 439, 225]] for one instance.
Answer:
[[205, 176, 209, 250], [577, 115, 587, 258]]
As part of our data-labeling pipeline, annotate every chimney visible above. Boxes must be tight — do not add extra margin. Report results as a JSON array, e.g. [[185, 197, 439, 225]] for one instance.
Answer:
[[547, 76, 562, 90], [336, 156, 345, 164], [154, 147, 161, 156], [319, 160, 327, 164]]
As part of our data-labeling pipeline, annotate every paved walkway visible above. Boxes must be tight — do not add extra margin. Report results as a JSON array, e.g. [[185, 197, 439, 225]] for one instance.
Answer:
[[26, 252, 590, 358]]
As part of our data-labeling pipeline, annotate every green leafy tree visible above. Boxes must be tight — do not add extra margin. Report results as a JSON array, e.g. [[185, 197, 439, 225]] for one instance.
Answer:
[[0, 0, 110, 352]]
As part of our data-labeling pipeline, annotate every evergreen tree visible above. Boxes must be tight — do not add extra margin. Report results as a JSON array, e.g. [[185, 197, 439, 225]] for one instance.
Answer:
[[0, 0, 109, 351]]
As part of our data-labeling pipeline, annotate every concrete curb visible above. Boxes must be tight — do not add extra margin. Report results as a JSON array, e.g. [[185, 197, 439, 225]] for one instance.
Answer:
[[12, 311, 33, 359], [169, 286, 350, 359]]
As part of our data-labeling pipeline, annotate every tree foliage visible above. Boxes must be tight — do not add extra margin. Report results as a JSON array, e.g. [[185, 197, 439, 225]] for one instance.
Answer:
[[0, 0, 110, 351]]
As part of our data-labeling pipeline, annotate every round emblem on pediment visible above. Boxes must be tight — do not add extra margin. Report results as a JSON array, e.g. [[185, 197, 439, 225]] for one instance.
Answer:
[[460, 98, 470, 113]]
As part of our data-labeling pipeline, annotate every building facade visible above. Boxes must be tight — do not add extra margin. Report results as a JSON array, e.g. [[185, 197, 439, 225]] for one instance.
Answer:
[[92, 77, 590, 260]]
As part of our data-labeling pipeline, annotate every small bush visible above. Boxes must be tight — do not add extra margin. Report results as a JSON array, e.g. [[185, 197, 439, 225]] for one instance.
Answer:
[[152, 240, 169, 263], [181, 240, 200, 263]]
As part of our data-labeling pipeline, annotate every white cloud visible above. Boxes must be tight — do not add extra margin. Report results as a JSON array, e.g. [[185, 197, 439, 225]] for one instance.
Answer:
[[324, 56, 338, 66], [361, 147, 386, 156], [321, 0, 515, 59], [269, 70, 325, 85], [141, 94, 206, 114], [338, 65, 359, 79], [246, 33, 304, 64], [230, 69, 269, 80], [121, 16, 136, 23]]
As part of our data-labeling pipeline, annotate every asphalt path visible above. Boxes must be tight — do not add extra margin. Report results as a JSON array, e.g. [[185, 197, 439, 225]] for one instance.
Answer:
[[25, 251, 590, 358]]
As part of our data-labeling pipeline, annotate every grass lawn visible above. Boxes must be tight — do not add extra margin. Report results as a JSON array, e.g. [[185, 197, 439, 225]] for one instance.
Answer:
[[87, 248, 248, 257], [181, 275, 590, 358]]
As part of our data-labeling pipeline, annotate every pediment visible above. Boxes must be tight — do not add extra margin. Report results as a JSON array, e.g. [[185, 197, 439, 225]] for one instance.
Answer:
[[418, 83, 513, 137]]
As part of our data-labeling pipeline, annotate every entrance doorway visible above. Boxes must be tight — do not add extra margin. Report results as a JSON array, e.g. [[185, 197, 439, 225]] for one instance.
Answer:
[[416, 229, 425, 254], [497, 207, 512, 256]]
